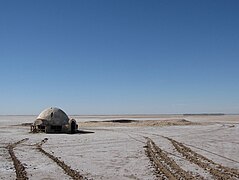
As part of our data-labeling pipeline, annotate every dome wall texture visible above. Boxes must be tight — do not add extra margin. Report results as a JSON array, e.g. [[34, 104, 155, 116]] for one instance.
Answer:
[[36, 107, 69, 126]]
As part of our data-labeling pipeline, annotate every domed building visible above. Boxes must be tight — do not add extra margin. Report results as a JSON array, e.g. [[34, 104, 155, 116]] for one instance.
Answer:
[[31, 107, 78, 133]]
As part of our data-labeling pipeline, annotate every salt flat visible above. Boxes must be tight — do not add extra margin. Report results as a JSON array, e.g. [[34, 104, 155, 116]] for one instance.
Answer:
[[0, 115, 239, 179]]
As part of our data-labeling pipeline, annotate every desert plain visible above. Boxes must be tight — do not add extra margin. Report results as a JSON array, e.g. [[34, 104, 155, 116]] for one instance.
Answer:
[[0, 114, 239, 179]]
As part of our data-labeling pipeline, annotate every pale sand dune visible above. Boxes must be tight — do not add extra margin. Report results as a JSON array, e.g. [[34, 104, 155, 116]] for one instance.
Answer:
[[78, 118, 197, 127]]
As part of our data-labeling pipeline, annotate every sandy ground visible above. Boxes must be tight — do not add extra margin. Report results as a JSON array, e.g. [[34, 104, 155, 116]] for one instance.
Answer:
[[0, 115, 239, 179]]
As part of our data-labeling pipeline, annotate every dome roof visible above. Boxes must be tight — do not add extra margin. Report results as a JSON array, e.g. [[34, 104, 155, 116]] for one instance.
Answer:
[[36, 107, 69, 125]]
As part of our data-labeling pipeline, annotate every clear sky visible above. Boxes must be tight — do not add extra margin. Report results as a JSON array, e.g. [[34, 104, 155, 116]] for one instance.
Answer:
[[0, 0, 239, 115]]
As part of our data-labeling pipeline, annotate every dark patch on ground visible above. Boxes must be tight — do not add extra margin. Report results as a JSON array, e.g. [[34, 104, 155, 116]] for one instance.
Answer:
[[75, 130, 94, 134], [96, 119, 138, 123], [21, 123, 33, 126], [183, 113, 225, 116]]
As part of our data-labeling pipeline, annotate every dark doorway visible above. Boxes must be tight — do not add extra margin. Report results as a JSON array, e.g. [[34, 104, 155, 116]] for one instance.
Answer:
[[38, 125, 46, 132], [51, 126, 62, 132], [71, 121, 76, 133]]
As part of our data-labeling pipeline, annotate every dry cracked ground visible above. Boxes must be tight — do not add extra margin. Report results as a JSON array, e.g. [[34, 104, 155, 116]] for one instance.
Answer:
[[0, 115, 239, 179]]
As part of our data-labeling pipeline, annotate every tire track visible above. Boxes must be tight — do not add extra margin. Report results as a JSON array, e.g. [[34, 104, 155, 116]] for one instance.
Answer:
[[6, 138, 29, 180], [145, 137, 200, 180], [36, 138, 87, 180], [166, 137, 239, 179], [138, 131, 239, 164]]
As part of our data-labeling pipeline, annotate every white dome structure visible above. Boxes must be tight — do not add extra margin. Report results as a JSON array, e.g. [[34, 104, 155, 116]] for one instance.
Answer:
[[36, 107, 69, 125], [32, 107, 78, 133]]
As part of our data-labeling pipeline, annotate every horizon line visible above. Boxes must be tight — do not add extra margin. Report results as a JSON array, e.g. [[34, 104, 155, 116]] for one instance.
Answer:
[[0, 113, 237, 116]]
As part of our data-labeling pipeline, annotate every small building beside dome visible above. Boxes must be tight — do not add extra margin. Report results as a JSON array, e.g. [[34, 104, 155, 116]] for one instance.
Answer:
[[31, 107, 78, 133]]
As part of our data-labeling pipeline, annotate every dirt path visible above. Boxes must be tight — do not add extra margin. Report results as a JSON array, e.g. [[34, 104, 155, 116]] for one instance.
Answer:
[[166, 137, 239, 179], [145, 137, 201, 180], [6, 138, 29, 180], [36, 138, 87, 180]]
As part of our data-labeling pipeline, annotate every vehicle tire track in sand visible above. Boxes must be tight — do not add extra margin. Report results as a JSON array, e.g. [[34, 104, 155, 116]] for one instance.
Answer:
[[6, 138, 29, 180], [166, 137, 239, 179], [145, 137, 199, 180], [137, 131, 239, 164], [36, 138, 87, 180]]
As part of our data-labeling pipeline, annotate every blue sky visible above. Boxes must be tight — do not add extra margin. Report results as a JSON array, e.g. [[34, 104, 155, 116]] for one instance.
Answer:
[[0, 0, 239, 115]]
